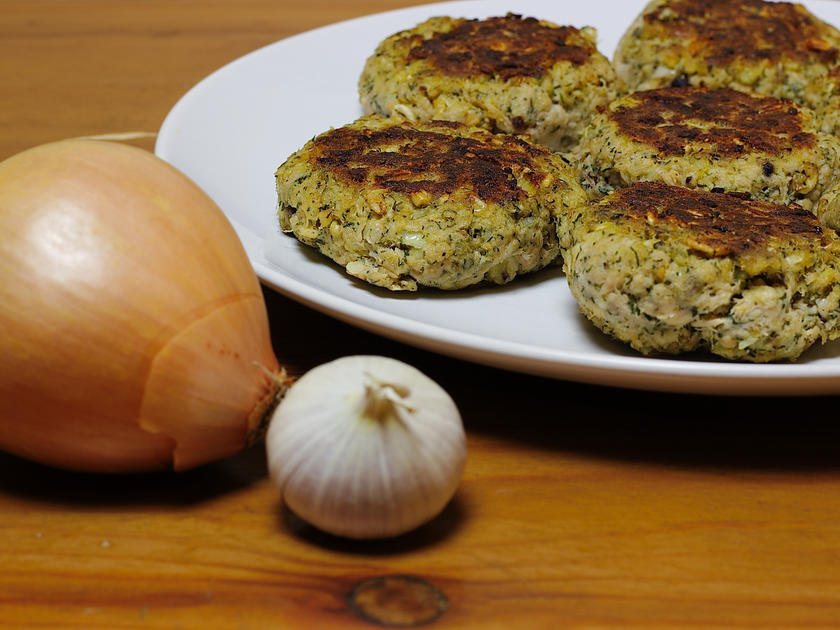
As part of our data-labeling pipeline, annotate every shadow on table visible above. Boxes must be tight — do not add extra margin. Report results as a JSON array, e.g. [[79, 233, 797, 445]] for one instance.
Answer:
[[278, 494, 467, 555], [0, 442, 268, 507], [450, 363, 840, 474], [259, 280, 840, 475]]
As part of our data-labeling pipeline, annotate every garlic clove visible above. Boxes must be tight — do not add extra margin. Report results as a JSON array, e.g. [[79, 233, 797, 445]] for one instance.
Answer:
[[266, 355, 466, 539]]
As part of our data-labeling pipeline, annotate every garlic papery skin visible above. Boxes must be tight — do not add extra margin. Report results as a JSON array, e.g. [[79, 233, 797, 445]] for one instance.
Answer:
[[266, 355, 466, 539]]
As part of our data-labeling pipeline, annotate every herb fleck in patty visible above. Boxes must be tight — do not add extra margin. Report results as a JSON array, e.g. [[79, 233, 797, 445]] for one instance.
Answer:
[[276, 115, 587, 291], [359, 14, 620, 151], [559, 182, 840, 362]]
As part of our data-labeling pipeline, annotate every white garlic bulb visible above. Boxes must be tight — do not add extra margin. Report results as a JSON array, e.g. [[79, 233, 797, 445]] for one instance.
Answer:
[[266, 355, 466, 539]]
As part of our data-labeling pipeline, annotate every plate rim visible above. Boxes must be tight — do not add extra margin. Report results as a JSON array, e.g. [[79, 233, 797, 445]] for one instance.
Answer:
[[155, 0, 840, 396]]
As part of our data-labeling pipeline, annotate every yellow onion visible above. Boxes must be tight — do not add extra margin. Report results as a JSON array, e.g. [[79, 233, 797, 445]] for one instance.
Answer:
[[0, 139, 282, 472]]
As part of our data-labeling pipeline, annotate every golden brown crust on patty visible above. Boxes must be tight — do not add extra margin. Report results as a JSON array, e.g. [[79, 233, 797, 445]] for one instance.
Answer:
[[615, 0, 840, 125], [574, 86, 840, 214], [599, 182, 830, 257], [607, 87, 815, 157], [308, 119, 549, 204], [644, 0, 839, 67], [405, 14, 592, 80], [559, 181, 840, 361], [360, 15, 619, 151], [276, 115, 588, 291]]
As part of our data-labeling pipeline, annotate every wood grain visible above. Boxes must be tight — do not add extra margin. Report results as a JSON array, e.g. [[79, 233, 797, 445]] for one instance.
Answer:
[[3, 2, 840, 628]]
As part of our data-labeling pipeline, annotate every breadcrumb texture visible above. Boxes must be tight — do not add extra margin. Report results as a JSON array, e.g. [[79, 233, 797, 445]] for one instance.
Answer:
[[614, 0, 840, 133], [559, 182, 840, 362], [275, 115, 587, 291], [574, 87, 840, 226], [358, 14, 620, 152]]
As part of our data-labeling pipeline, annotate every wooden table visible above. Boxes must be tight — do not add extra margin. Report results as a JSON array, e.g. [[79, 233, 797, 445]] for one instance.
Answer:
[[3, 2, 840, 628]]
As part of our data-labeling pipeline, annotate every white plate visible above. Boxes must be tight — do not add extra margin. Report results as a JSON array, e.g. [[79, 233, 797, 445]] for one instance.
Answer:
[[155, 0, 840, 396]]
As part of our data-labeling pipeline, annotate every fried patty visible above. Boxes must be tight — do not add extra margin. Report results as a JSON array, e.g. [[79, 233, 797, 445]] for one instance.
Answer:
[[812, 64, 840, 135], [358, 14, 620, 152], [816, 178, 840, 233], [574, 87, 840, 222], [614, 0, 840, 116], [558, 182, 840, 361], [275, 115, 588, 291]]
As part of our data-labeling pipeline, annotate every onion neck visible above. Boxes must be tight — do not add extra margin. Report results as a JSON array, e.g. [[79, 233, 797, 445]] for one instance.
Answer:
[[246, 366, 294, 445]]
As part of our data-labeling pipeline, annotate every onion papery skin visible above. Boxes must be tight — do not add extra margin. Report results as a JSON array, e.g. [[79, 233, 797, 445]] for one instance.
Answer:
[[0, 140, 280, 472]]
